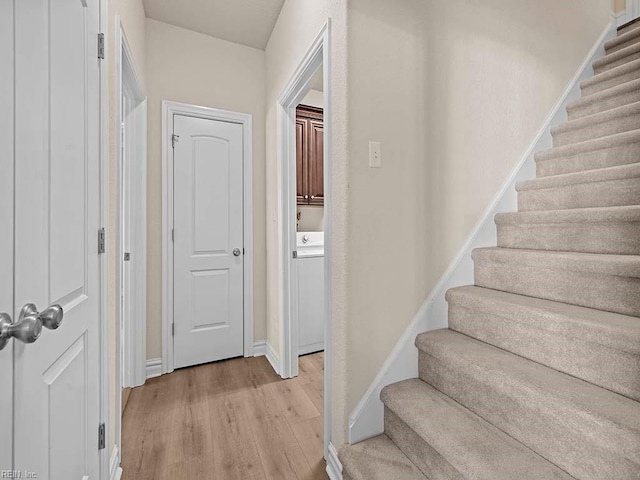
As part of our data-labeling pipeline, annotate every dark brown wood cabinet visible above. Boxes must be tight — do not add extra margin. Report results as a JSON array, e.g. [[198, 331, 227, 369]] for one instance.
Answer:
[[296, 105, 324, 206]]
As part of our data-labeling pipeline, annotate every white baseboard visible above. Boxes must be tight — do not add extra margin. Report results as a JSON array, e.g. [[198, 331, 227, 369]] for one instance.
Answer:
[[110, 446, 123, 480], [347, 17, 617, 444], [253, 340, 267, 356], [145, 358, 162, 379], [326, 442, 343, 480], [265, 342, 281, 375]]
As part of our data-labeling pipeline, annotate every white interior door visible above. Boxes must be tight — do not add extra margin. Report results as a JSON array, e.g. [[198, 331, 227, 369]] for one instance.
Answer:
[[173, 115, 244, 368], [13, 0, 102, 478], [0, 0, 14, 470]]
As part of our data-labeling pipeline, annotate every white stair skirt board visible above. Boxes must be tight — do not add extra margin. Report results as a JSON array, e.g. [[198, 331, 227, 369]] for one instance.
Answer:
[[110, 446, 123, 480], [326, 442, 344, 480], [347, 17, 617, 444], [617, 9, 628, 27], [145, 358, 163, 380]]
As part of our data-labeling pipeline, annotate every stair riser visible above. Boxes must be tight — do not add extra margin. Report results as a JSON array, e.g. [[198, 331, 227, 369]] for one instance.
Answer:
[[553, 115, 640, 147], [536, 142, 640, 177], [595, 51, 640, 74], [606, 34, 640, 54], [568, 89, 640, 120], [473, 257, 640, 317], [418, 350, 640, 480], [448, 303, 640, 401], [496, 221, 640, 255], [518, 177, 640, 211], [384, 408, 464, 480], [583, 66, 640, 96], [619, 22, 640, 36]]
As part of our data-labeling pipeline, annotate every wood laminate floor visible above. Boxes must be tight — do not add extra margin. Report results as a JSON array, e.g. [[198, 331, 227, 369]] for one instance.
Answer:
[[121, 352, 327, 480]]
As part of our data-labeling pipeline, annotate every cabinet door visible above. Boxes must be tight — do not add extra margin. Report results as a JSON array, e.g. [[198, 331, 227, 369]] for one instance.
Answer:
[[309, 120, 324, 206], [296, 118, 309, 205]]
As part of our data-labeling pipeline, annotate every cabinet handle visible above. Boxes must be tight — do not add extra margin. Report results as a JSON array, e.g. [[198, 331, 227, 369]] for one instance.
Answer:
[[304, 195, 309, 199], [310, 195, 315, 200]]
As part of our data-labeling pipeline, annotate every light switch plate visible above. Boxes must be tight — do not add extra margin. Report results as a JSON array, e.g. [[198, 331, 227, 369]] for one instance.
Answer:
[[369, 141, 381, 168]]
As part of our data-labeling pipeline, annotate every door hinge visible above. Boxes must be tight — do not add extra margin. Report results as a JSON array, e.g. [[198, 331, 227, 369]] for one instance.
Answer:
[[124, 252, 131, 262], [171, 323, 175, 336], [171, 134, 179, 149], [292, 250, 298, 259], [98, 423, 106, 450], [97, 33, 105, 60], [98, 228, 106, 254], [171, 228, 174, 242]]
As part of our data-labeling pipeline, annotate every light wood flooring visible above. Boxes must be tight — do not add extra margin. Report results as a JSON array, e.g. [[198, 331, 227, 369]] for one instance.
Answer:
[[121, 352, 327, 480]]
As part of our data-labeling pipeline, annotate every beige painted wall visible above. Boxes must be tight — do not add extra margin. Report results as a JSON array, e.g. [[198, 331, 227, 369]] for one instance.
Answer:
[[615, 0, 626, 12], [145, 19, 267, 359], [106, 0, 147, 453], [340, 0, 611, 444]]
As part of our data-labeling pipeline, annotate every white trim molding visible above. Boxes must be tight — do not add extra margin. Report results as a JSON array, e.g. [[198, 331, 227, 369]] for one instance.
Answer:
[[626, 0, 640, 24], [252, 340, 267, 357], [145, 358, 163, 380], [347, 17, 617, 444], [326, 442, 343, 480], [616, 8, 628, 27], [265, 342, 281, 375], [110, 446, 123, 480], [161, 101, 254, 375]]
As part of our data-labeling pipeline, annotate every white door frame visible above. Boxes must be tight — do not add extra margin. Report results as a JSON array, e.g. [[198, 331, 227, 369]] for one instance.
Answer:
[[277, 21, 333, 459], [115, 21, 147, 470], [161, 101, 254, 374]]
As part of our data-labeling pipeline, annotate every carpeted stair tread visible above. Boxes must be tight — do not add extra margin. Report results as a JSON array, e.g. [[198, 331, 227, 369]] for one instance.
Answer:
[[472, 247, 640, 316], [619, 17, 640, 36], [381, 378, 575, 480], [518, 162, 640, 191], [417, 329, 640, 480], [536, 129, 640, 161], [446, 285, 640, 400], [338, 434, 427, 480], [516, 162, 640, 210], [581, 58, 640, 96], [568, 77, 640, 119], [495, 205, 640, 254], [606, 22, 640, 53], [551, 100, 640, 147], [593, 40, 640, 73]]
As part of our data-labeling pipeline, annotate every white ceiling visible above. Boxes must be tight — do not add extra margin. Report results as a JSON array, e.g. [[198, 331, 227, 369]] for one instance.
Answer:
[[143, 0, 286, 50]]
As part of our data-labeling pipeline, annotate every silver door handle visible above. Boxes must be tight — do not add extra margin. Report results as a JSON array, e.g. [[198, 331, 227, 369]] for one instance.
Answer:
[[21, 303, 64, 330], [233, 248, 241, 257], [0, 310, 43, 351]]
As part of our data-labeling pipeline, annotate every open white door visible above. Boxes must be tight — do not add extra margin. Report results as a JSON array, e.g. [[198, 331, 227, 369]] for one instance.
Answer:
[[0, 0, 14, 470], [12, 0, 102, 478], [172, 115, 245, 368]]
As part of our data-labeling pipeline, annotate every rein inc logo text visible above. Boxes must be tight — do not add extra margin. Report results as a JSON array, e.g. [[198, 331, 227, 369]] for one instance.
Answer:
[[1, 472, 38, 478]]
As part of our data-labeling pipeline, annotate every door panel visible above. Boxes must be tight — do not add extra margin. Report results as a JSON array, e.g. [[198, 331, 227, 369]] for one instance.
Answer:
[[296, 119, 307, 205], [0, 0, 14, 469], [173, 115, 244, 368], [13, 0, 101, 478]]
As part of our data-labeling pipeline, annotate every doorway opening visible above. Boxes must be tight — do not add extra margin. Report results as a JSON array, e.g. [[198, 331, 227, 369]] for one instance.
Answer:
[[116, 24, 147, 454], [278, 22, 333, 464]]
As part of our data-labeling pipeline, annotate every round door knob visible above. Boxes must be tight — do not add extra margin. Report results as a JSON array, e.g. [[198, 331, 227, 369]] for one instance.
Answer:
[[233, 248, 241, 257], [0, 311, 43, 351], [41, 304, 64, 330], [21, 303, 64, 330]]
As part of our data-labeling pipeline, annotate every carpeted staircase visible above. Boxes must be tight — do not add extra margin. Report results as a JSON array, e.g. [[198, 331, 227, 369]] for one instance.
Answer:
[[339, 20, 640, 480]]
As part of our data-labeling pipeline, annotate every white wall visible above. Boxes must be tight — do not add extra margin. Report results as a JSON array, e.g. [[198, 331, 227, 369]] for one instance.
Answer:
[[341, 0, 612, 444], [107, 0, 147, 453], [145, 19, 267, 358]]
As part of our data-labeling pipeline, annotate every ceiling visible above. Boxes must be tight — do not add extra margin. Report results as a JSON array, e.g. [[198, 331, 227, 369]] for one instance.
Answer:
[[143, 0, 286, 50]]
